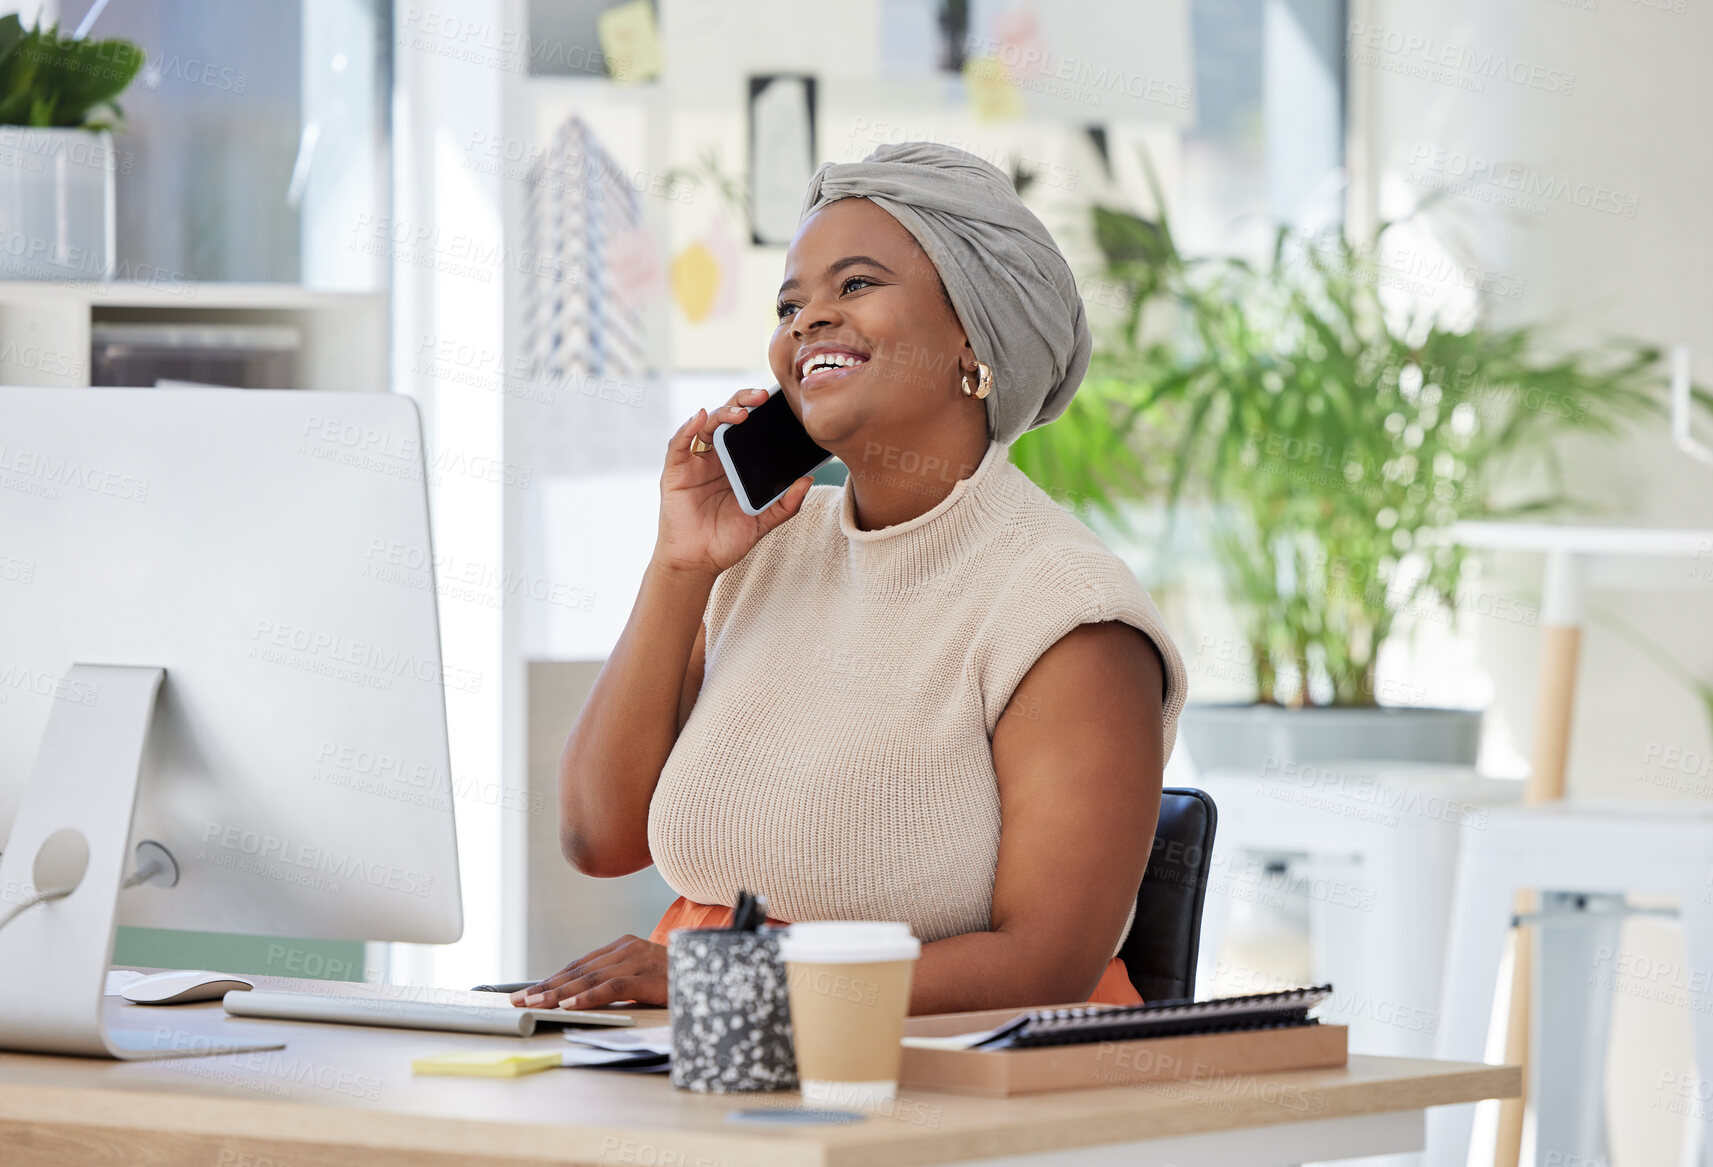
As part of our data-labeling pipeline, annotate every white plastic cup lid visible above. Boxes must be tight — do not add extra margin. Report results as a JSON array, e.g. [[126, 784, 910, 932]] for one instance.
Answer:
[[776, 921, 921, 964]]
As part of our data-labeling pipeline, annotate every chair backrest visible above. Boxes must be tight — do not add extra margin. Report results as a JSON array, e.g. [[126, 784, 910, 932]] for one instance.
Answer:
[[1117, 787, 1217, 1003]]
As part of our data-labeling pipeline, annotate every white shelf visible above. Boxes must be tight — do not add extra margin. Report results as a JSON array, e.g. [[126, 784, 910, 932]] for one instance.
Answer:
[[0, 281, 381, 310], [0, 282, 388, 392], [1453, 521, 1713, 559]]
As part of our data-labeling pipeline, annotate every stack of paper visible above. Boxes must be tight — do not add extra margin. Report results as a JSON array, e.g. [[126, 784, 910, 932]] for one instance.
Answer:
[[562, 1024, 672, 1073]]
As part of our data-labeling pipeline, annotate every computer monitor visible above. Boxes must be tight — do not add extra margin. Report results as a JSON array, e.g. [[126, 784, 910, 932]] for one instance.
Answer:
[[0, 387, 462, 1059]]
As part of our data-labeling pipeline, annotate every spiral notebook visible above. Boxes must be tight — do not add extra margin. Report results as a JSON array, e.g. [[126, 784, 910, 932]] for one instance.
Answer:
[[965, 984, 1333, 1051]]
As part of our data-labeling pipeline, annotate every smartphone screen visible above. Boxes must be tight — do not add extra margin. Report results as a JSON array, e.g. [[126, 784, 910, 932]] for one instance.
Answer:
[[718, 388, 833, 510]]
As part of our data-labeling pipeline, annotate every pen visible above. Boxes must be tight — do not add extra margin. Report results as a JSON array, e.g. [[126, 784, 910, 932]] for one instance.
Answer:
[[730, 890, 764, 931]]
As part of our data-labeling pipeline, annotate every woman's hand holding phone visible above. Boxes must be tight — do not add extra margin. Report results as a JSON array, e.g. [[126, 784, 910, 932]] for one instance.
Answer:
[[653, 388, 813, 581]]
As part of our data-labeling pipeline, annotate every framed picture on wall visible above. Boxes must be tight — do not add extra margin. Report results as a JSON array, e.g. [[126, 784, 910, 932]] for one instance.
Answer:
[[748, 74, 817, 246]]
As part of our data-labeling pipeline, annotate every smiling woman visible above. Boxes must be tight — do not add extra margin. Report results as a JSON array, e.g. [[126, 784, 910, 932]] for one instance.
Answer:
[[517, 143, 1188, 1017]]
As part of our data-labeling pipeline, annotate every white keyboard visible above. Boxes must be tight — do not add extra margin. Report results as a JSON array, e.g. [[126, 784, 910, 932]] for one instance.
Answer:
[[223, 989, 635, 1037]]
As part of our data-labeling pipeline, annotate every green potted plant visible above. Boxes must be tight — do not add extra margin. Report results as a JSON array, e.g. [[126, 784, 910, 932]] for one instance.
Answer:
[[1012, 171, 1708, 769], [0, 14, 144, 280]]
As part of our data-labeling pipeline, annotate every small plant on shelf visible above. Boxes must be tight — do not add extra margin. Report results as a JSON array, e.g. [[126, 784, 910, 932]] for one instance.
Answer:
[[0, 14, 144, 130]]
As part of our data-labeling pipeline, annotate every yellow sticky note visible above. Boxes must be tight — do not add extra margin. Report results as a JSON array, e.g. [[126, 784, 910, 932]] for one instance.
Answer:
[[598, 0, 662, 84], [964, 55, 1024, 123], [412, 1049, 563, 1078]]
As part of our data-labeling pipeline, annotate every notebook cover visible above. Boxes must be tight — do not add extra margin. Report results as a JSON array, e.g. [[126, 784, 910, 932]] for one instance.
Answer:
[[898, 1020, 1348, 1097]]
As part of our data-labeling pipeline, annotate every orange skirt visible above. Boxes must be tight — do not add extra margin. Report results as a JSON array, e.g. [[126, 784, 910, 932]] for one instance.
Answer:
[[649, 896, 1143, 1007]]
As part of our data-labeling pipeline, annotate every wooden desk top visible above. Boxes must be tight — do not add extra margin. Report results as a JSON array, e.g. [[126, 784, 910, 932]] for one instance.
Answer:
[[0, 975, 1519, 1167]]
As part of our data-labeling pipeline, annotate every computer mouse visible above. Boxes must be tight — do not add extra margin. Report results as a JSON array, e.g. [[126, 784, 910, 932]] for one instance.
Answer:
[[121, 969, 256, 1005]]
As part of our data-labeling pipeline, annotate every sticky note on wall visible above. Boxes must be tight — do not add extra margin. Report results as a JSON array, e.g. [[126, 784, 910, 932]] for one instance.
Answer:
[[598, 0, 662, 84], [964, 55, 1023, 123]]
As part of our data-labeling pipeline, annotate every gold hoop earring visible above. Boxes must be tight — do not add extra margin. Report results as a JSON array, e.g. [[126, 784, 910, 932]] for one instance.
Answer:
[[961, 360, 994, 400]]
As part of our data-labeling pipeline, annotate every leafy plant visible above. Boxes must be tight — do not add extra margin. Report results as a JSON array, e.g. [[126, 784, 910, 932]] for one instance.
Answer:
[[0, 15, 144, 131], [1013, 164, 1711, 708]]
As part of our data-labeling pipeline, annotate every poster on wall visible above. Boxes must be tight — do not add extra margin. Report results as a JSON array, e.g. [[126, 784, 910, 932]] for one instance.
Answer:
[[748, 74, 817, 246]]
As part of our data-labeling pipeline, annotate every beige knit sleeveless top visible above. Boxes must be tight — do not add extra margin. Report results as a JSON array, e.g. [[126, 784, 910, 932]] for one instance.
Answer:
[[647, 440, 1188, 948]]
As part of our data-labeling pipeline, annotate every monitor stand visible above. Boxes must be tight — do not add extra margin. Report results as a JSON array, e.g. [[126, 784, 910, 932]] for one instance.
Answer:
[[0, 665, 284, 1059]]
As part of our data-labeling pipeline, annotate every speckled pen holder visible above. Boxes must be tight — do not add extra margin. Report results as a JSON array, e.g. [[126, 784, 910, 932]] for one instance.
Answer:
[[667, 926, 798, 1093]]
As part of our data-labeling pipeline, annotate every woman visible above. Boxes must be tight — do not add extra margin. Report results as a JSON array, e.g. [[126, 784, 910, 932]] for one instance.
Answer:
[[513, 142, 1188, 1016]]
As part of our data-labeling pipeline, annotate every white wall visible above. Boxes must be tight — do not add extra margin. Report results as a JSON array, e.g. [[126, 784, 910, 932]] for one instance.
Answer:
[[1350, 2, 1713, 1162], [386, 0, 519, 988]]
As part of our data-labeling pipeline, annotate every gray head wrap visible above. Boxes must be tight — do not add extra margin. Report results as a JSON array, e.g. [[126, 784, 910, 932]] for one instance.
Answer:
[[797, 142, 1092, 446]]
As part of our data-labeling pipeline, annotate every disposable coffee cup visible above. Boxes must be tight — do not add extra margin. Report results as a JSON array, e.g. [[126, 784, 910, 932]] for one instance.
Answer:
[[777, 921, 920, 1107]]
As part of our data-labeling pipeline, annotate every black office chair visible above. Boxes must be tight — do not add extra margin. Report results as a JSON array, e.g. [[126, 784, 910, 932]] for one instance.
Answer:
[[1116, 787, 1217, 1003]]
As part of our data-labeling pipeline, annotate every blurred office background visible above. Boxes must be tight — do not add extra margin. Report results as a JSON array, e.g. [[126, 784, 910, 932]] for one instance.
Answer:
[[4, 2, 1710, 1163]]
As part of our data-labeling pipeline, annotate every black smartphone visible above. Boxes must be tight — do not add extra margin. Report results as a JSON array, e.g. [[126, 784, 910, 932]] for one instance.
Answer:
[[711, 386, 835, 515]]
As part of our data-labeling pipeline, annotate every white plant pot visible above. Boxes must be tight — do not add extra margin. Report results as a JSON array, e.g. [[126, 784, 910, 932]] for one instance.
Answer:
[[1178, 702, 1483, 773], [0, 126, 117, 281]]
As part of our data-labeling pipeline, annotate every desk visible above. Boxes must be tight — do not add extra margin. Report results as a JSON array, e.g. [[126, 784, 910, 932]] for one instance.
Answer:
[[0, 977, 1518, 1167], [1450, 522, 1713, 1165]]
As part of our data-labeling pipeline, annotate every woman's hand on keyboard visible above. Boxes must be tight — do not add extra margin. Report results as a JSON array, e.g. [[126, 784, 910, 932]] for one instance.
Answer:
[[653, 391, 814, 582], [509, 934, 668, 1010]]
